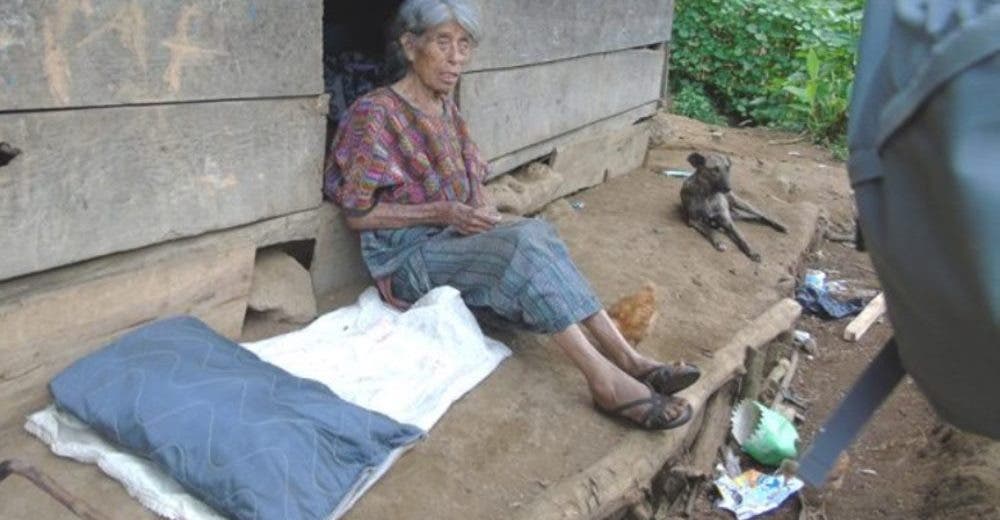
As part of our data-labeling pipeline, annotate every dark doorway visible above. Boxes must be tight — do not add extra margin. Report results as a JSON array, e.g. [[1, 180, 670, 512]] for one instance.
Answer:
[[323, 2, 404, 127]]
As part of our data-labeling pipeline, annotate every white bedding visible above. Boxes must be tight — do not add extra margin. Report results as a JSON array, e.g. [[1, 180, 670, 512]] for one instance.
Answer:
[[26, 286, 511, 520]]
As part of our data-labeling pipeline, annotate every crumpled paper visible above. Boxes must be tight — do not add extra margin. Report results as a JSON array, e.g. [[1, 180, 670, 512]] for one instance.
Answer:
[[714, 465, 804, 520]]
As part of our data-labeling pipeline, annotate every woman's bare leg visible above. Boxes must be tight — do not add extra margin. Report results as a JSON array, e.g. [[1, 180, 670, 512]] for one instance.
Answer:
[[551, 324, 683, 424], [581, 310, 663, 377]]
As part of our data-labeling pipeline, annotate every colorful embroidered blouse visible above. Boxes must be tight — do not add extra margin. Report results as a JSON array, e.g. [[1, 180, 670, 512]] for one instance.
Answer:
[[324, 87, 488, 213]]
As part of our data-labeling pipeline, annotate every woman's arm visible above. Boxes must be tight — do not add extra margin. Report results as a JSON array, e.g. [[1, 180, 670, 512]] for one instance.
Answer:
[[345, 200, 500, 234]]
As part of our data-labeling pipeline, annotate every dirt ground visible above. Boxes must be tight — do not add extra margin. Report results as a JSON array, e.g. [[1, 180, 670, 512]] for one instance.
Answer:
[[654, 116, 1000, 520], [3, 114, 997, 520]]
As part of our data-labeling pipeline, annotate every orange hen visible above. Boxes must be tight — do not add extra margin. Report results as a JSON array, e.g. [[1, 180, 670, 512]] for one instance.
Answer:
[[608, 282, 658, 346]]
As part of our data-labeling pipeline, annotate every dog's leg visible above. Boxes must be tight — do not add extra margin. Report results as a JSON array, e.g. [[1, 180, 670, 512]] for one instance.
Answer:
[[728, 194, 788, 232], [720, 219, 761, 262], [688, 219, 728, 252]]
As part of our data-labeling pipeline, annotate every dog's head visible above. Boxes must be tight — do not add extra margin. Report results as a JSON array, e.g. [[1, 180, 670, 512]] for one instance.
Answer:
[[687, 152, 732, 193]]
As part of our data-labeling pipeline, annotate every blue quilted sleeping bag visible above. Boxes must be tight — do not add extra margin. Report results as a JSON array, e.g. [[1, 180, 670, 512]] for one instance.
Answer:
[[50, 316, 423, 520]]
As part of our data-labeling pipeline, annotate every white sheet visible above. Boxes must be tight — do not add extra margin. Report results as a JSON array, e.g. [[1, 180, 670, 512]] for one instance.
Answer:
[[25, 286, 511, 520]]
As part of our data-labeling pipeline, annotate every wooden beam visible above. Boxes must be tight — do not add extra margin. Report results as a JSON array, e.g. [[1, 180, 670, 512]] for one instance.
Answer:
[[843, 293, 886, 342], [512, 298, 802, 520]]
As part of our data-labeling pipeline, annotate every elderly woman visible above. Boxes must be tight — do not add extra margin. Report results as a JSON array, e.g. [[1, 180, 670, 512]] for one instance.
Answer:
[[324, 0, 699, 430]]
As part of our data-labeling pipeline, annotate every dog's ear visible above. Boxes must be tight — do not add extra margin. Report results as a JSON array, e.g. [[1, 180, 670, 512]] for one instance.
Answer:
[[687, 152, 706, 168]]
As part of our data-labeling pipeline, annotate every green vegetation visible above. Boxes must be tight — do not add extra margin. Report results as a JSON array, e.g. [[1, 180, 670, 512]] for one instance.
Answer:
[[670, 0, 863, 156]]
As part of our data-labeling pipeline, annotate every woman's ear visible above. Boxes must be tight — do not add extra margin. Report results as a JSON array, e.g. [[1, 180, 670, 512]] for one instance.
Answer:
[[400, 32, 418, 62]]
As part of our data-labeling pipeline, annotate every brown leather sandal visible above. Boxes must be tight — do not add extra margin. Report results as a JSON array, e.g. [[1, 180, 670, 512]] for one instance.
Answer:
[[639, 361, 701, 395], [596, 391, 693, 430]]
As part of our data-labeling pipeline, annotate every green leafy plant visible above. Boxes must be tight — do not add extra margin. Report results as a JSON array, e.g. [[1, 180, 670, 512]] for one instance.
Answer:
[[671, 80, 727, 126], [670, 0, 862, 149]]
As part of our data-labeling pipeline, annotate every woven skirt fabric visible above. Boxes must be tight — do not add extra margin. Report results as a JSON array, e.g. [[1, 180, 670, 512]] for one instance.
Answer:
[[385, 218, 602, 334]]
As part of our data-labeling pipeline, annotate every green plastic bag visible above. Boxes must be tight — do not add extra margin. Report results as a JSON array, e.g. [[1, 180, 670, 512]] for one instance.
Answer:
[[732, 400, 798, 466]]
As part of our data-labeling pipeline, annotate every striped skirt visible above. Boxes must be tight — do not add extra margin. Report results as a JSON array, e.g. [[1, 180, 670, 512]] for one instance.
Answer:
[[366, 218, 602, 334]]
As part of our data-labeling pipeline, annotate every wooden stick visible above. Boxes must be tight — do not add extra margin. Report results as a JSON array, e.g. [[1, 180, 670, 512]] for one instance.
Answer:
[[740, 347, 764, 401], [512, 299, 802, 520], [843, 293, 886, 342], [0, 459, 111, 520]]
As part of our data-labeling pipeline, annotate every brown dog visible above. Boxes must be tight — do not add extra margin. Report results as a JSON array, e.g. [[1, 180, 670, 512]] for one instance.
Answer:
[[680, 152, 786, 262]]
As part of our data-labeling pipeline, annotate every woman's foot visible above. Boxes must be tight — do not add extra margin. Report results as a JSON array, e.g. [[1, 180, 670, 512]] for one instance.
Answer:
[[622, 356, 701, 396], [637, 361, 701, 395], [591, 370, 693, 430]]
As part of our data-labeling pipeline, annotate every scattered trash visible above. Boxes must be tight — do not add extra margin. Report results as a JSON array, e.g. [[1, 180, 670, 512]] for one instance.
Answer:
[[795, 270, 865, 319], [859, 468, 879, 476], [723, 446, 743, 478], [792, 330, 818, 355], [803, 269, 826, 291], [570, 201, 586, 211], [732, 400, 799, 466], [714, 465, 805, 520], [796, 285, 865, 320], [824, 279, 849, 295], [787, 151, 803, 157], [662, 169, 694, 178]]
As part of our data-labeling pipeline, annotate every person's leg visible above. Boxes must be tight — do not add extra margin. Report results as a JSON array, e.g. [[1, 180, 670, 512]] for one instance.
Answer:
[[552, 324, 688, 427], [581, 310, 663, 377], [582, 309, 701, 397]]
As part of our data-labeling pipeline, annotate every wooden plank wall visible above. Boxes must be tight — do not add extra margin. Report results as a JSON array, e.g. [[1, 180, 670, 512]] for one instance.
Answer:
[[461, 0, 674, 172], [0, 0, 323, 110], [0, 1, 339, 431]]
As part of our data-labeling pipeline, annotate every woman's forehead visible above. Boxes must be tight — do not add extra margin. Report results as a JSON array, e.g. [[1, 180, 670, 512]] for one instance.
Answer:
[[426, 20, 471, 39]]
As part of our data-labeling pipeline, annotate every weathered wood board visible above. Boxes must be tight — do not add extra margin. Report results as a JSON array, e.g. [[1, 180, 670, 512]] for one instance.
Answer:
[[0, 96, 327, 281], [0, 0, 323, 111], [467, 0, 673, 71], [487, 102, 658, 177], [0, 242, 255, 437], [551, 122, 651, 198], [461, 48, 664, 161]]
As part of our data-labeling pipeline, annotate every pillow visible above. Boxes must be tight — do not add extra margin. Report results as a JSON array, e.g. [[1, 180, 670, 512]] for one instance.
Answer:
[[50, 316, 423, 520]]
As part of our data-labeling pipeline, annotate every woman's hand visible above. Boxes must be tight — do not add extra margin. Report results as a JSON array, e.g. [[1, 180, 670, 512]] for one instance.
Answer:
[[442, 202, 501, 235]]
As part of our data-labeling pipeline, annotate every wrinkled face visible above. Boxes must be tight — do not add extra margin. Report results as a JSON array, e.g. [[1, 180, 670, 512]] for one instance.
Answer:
[[689, 152, 733, 193], [403, 21, 474, 95]]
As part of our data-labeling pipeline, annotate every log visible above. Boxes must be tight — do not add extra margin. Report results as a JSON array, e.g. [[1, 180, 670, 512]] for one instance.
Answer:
[[843, 293, 886, 342], [512, 298, 802, 520], [740, 347, 765, 401], [687, 382, 738, 476]]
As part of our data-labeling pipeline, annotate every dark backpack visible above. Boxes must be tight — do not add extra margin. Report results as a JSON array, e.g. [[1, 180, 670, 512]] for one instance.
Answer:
[[799, 0, 1000, 485]]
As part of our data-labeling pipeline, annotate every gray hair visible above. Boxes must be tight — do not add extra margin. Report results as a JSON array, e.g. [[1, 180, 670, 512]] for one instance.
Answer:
[[386, 0, 482, 80]]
